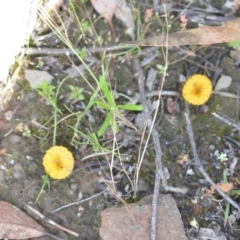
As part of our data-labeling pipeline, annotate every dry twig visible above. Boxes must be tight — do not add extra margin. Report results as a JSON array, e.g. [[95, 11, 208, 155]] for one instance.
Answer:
[[26, 205, 79, 237], [134, 58, 166, 240], [52, 189, 107, 213]]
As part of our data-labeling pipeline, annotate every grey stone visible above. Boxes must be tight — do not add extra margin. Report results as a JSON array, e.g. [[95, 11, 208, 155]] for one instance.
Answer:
[[100, 194, 188, 240]]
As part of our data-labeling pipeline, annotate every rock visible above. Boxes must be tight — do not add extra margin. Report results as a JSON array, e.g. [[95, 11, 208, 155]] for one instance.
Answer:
[[24, 69, 54, 88], [100, 194, 188, 240]]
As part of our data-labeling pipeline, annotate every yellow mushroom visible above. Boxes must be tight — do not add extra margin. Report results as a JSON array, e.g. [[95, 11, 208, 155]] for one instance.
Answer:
[[182, 74, 213, 105], [43, 146, 74, 179]]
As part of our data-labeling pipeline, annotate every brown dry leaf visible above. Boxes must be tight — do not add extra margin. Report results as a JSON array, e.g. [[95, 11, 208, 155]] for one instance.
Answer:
[[167, 97, 180, 114], [216, 182, 234, 193], [0, 201, 46, 239], [202, 186, 215, 197], [90, 0, 117, 37], [214, 74, 232, 91], [233, 0, 240, 13], [15, 123, 24, 133], [180, 14, 188, 30], [114, 0, 135, 40], [144, 9, 153, 23], [192, 204, 203, 215], [47, 0, 64, 11], [0, 148, 6, 155], [127, 18, 240, 46], [177, 154, 189, 164]]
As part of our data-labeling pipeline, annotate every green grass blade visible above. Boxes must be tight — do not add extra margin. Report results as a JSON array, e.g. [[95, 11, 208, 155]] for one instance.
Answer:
[[224, 200, 230, 226], [96, 100, 110, 109], [97, 111, 113, 137], [223, 169, 228, 183], [99, 75, 115, 106], [110, 117, 119, 133], [223, 169, 230, 227], [70, 87, 100, 143], [0, 182, 7, 188], [229, 190, 240, 195], [35, 174, 50, 204], [80, 87, 100, 118], [116, 104, 144, 111]]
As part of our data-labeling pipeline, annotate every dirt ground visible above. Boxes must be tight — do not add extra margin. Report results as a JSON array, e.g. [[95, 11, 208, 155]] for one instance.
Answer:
[[1, 0, 240, 239]]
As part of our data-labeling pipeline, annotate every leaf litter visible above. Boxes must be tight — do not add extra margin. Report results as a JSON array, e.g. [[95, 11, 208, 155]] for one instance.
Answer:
[[125, 18, 240, 47], [0, 201, 46, 239], [90, 0, 135, 40], [114, 0, 135, 40], [214, 74, 232, 91], [90, 0, 117, 37]]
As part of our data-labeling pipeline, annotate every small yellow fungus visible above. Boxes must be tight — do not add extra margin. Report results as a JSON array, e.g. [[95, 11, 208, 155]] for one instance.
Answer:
[[182, 74, 213, 105], [43, 146, 74, 180]]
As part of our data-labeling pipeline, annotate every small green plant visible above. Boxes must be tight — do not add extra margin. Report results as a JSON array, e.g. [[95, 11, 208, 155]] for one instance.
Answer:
[[37, 80, 55, 99], [69, 85, 84, 102], [218, 152, 228, 163], [156, 64, 168, 75], [71, 128, 110, 154], [227, 41, 240, 49], [35, 0, 143, 203], [78, 47, 88, 59], [96, 75, 144, 136], [69, 0, 90, 39], [36, 59, 44, 68], [36, 79, 65, 144], [36, 80, 61, 114], [22, 125, 32, 138], [35, 77, 69, 203]]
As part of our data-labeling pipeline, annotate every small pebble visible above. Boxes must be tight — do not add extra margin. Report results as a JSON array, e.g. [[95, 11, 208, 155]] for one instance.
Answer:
[[209, 145, 215, 151], [9, 159, 15, 165], [13, 163, 23, 179], [70, 183, 78, 192]]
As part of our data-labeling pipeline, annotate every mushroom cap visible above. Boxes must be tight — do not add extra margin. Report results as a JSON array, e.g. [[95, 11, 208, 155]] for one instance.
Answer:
[[43, 146, 74, 179], [182, 74, 212, 105]]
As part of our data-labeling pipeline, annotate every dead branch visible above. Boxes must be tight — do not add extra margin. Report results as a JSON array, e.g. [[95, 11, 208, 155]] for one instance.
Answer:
[[52, 188, 107, 213], [26, 205, 79, 237], [134, 57, 168, 240]]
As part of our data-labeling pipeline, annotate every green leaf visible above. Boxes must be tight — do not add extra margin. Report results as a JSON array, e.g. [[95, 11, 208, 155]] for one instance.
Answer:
[[223, 170, 228, 183], [224, 201, 230, 226], [97, 111, 113, 137], [36, 60, 44, 67], [110, 117, 119, 133], [229, 190, 240, 195], [116, 104, 144, 111], [227, 41, 240, 48], [37, 80, 55, 100], [35, 174, 50, 204], [78, 46, 88, 59], [68, 87, 100, 144], [156, 64, 168, 75], [69, 85, 84, 101], [96, 100, 110, 109], [99, 75, 115, 106]]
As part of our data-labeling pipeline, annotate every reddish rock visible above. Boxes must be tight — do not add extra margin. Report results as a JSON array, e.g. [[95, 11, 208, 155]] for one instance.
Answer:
[[100, 194, 187, 240]]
